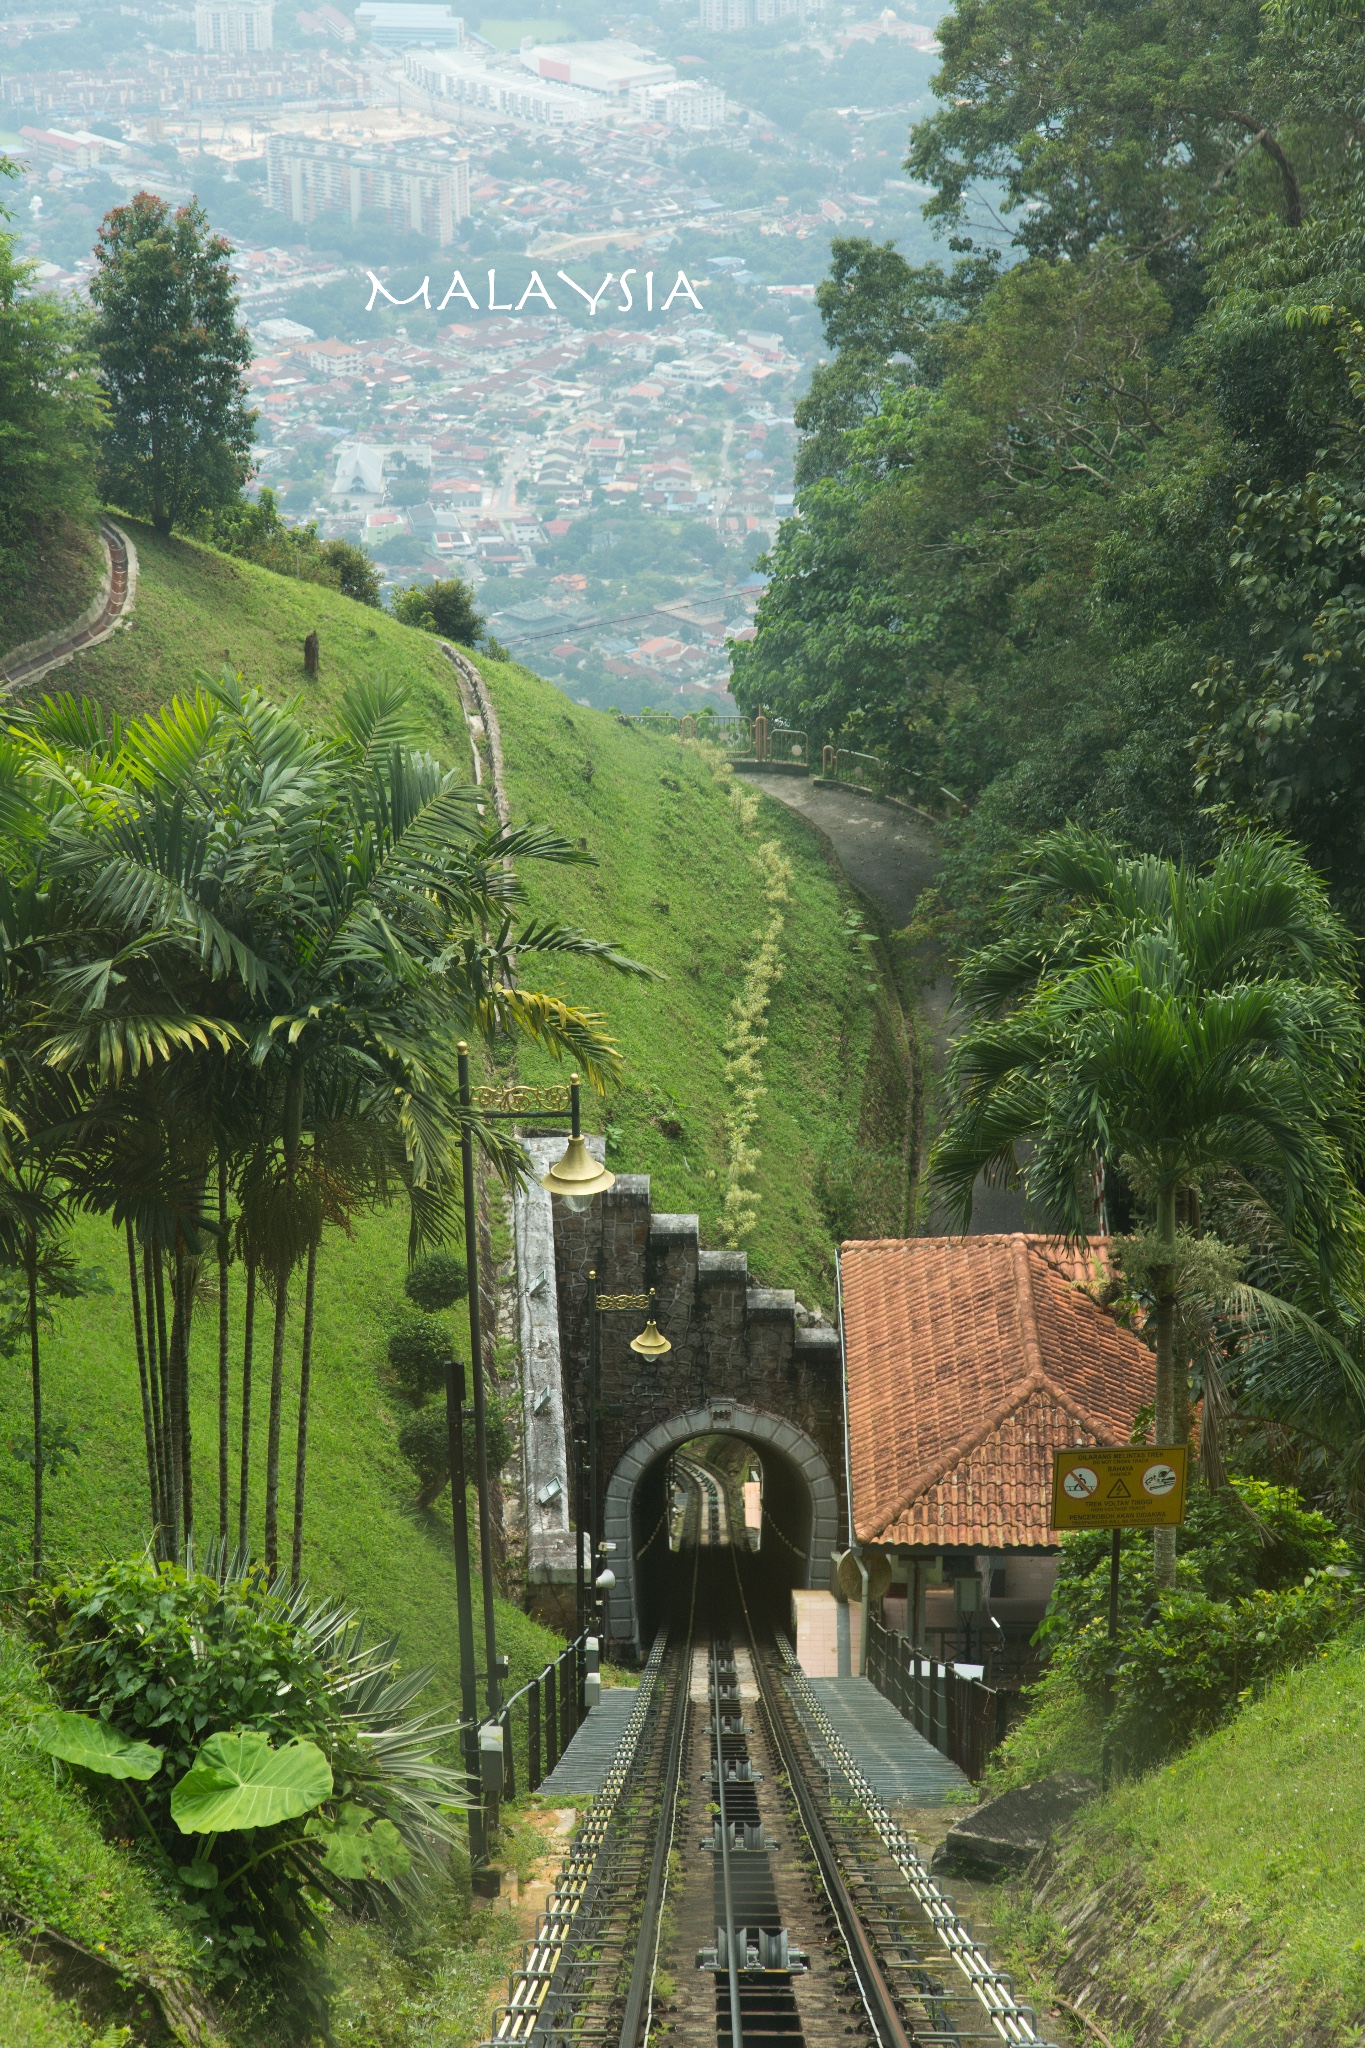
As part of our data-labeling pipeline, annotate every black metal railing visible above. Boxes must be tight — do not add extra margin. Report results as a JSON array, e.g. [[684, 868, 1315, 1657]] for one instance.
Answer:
[[498, 1631, 589, 1796], [866, 1612, 1022, 1783]]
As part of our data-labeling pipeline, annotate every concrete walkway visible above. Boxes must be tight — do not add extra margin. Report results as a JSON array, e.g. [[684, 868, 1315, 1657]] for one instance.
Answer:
[[802, 1674, 970, 1807], [0, 519, 137, 691], [537, 1686, 639, 1796], [745, 772, 1031, 1233]]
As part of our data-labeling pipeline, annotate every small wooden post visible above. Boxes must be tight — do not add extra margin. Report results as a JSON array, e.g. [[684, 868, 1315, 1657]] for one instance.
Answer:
[[304, 629, 319, 676]]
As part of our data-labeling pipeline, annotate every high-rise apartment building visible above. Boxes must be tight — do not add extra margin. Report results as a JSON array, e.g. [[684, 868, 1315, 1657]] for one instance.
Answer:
[[194, 1, 273, 52], [699, 0, 807, 27], [265, 133, 470, 247]]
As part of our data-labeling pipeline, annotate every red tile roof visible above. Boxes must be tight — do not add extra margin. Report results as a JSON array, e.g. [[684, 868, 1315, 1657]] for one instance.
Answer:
[[840, 1234, 1154, 1549]]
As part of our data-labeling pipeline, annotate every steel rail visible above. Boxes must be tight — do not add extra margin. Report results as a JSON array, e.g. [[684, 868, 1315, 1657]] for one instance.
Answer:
[[614, 1526, 699, 2048], [727, 1557, 914, 2048], [773, 1635, 1055, 2048], [710, 1638, 746, 2048], [482, 1622, 677, 2046]]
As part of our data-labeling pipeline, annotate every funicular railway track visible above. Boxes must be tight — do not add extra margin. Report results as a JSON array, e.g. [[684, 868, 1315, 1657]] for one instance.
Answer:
[[485, 1464, 1054, 2048]]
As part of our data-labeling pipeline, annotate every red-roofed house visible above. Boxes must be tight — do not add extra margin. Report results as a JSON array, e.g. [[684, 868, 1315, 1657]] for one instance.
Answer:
[[839, 1233, 1154, 1663]]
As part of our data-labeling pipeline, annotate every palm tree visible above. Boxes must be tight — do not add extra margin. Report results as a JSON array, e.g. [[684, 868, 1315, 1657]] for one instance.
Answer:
[[8, 675, 649, 1579], [931, 827, 1365, 1585]]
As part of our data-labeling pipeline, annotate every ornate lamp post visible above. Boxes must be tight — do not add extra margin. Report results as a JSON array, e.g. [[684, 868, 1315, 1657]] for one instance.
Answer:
[[580, 1279, 671, 1647]]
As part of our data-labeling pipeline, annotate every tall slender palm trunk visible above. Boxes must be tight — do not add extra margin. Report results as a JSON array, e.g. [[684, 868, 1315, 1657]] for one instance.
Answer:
[[26, 1228, 42, 1571], [152, 1250, 179, 1553], [238, 1259, 256, 1552], [143, 1243, 171, 1556], [290, 1238, 319, 1585], [217, 1161, 230, 1543], [263, 1272, 289, 1577], [126, 1221, 162, 1543]]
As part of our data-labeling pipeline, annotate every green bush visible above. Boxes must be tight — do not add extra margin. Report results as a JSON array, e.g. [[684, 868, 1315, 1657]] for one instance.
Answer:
[[1108, 1572, 1360, 1771], [404, 1250, 468, 1313], [385, 1310, 452, 1404], [1040, 1479, 1354, 1646], [390, 576, 484, 646], [27, 1556, 463, 2020], [397, 1401, 515, 1508], [204, 488, 382, 605]]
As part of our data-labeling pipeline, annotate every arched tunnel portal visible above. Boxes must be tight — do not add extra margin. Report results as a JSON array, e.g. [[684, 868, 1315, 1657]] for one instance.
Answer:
[[601, 1402, 841, 1657]]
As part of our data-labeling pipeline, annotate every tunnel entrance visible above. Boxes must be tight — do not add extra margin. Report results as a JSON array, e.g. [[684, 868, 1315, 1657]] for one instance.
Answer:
[[600, 1401, 841, 1657]]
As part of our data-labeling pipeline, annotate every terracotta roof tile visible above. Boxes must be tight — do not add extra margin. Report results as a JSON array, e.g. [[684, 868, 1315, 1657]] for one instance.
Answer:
[[839, 1234, 1154, 1548]]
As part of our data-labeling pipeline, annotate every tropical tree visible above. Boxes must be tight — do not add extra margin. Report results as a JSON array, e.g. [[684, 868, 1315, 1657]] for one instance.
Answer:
[[930, 827, 1365, 1584], [89, 192, 255, 536], [4, 675, 647, 1576], [0, 159, 103, 618]]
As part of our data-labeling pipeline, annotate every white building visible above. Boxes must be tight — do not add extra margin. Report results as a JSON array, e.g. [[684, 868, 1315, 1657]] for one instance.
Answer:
[[194, 1, 273, 53], [266, 134, 470, 245], [406, 47, 606, 126], [698, 0, 806, 27], [628, 79, 726, 129], [517, 39, 675, 97], [355, 3, 464, 46]]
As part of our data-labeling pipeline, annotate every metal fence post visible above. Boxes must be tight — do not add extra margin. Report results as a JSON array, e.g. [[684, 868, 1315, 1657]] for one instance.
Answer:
[[545, 1660, 559, 1773], [501, 1707, 515, 1801], [528, 1675, 541, 1792]]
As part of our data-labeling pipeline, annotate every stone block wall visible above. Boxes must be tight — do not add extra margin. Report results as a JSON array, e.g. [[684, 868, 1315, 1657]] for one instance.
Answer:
[[551, 1174, 845, 1532]]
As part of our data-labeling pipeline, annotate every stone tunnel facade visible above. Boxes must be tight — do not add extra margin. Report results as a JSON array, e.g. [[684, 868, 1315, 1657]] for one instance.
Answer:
[[547, 1173, 845, 1644]]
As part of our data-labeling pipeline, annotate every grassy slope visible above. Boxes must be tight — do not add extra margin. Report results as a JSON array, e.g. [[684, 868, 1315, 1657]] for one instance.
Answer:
[[4, 519, 880, 1688], [0, 1627, 201, 2048], [0, 516, 105, 659], [1001, 1641, 1365, 2043], [483, 669, 875, 1301]]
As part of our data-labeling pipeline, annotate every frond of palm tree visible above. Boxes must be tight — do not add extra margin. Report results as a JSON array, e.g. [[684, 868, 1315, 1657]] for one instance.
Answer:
[[931, 828, 1365, 1583], [956, 825, 1356, 1020]]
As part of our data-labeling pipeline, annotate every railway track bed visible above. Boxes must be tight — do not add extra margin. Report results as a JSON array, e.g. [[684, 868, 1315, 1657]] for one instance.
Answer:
[[485, 1481, 1054, 2048]]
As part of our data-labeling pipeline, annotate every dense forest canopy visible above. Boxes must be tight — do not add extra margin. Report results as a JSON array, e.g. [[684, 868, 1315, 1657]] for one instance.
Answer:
[[732, 0, 1365, 941]]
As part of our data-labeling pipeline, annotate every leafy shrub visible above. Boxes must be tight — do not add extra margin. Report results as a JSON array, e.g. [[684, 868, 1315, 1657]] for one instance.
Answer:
[[385, 1310, 452, 1404], [1054, 1569, 1360, 1775], [404, 1250, 468, 1313], [397, 1400, 515, 1508], [1040, 1478, 1354, 1645], [27, 1555, 463, 2015], [390, 576, 484, 646], [204, 487, 382, 604]]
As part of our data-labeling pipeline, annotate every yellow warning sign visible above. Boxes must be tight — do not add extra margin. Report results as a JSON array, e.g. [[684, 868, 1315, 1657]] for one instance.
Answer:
[[1050, 1446, 1189, 1530]]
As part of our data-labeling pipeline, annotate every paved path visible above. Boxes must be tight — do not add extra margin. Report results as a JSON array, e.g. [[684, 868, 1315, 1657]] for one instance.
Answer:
[[745, 772, 1030, 1233], [0, 518, 137, 691], [804, 1674, 969, 1807], [537, 1687, 639, 1796]]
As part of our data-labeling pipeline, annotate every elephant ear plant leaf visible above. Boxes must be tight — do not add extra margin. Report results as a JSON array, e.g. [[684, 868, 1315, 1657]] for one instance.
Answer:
[[305, 1801, 412, 1882], [171, 1729, 333, 1835], [31, 1709, 164, 1780]]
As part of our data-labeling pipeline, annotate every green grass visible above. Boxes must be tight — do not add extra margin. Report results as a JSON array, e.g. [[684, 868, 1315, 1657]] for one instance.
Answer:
[[0, 516, 104, 659], [51, 519, 474, 761], [0, 1626, 201, 2048], [479, 676, 887, 1299], [1011, 1638, 1365, 2041], [0, 1202, 560, 1726]]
